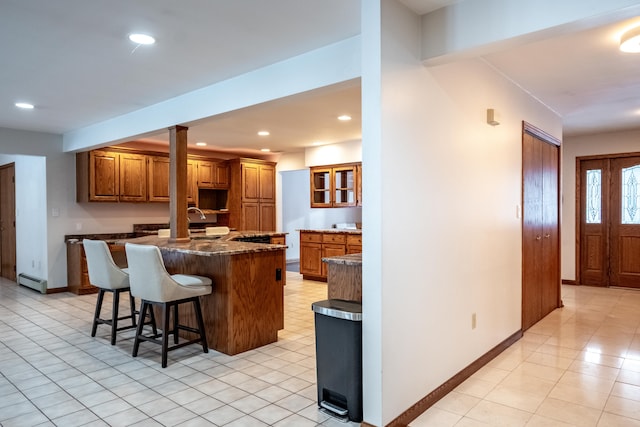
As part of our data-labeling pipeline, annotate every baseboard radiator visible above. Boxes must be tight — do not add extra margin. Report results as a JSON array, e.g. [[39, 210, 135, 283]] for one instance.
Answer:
[[18, 273, 47, 294]]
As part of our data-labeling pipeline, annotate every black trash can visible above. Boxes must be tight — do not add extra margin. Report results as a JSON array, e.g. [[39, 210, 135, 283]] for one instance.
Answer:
[[312, 299, 362, 422]]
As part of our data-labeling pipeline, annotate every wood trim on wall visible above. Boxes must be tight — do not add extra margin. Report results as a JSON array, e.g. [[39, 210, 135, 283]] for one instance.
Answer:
[[562, 279, 578, 286], [46, 287, 68, 294], [370, 330, 522, 427]]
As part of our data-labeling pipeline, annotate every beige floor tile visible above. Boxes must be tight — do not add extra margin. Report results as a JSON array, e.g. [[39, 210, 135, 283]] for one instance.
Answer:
[[611, 381, 640, 401], [597, 411, 640, 426], [484, 384, 546, 413], [465, 400, 533, 426], [604, 395, 640, 420], [548, 381, 610, 410], [433, 390, 481, 415], [536, 397, 602, 426], [410, 407, 462, 426]]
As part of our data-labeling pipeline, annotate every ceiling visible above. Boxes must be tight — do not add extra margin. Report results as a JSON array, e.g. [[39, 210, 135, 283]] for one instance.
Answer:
[[2, 1, 640, 156]]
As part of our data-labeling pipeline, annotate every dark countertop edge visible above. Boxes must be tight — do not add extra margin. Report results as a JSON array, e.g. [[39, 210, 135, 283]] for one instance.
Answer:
[[109, 235, 287, 257], [298, 229, 362, 234], [322, 253, 362, 265], [65, 230, 287, 244]]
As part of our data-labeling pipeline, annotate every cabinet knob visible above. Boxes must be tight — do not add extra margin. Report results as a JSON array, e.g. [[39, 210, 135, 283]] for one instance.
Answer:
[[536, 235, 541, 240], [544, 234, 550, 238]]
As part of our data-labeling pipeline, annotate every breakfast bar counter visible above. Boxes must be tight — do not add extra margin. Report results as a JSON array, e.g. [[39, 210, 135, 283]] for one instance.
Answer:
[[112, 234, 287, 355]]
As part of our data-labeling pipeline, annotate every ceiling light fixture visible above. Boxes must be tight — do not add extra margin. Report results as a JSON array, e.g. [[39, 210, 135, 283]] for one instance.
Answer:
[[15, 102, 34, 109], [257, 131, 270, 136], [195, 142, 207, 147], [129, 33, 156, 45], [338, 115, 352, 121], [620, 26, 640, 52], [260, 148, 271, 152]]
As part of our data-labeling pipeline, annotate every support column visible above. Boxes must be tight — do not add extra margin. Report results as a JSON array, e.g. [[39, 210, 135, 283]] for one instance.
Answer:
[[168, 125, 190, 242]]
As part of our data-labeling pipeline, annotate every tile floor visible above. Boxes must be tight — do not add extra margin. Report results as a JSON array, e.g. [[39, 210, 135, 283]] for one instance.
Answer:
[[0, 272, 359, 427], [411, 284, 640, 427], [2, 276, 640, 427]]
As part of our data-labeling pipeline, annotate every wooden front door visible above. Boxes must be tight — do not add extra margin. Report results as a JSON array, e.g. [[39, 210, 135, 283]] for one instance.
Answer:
[[522, 124, 561, 331], [0, 164, 16, 281], [579, 154, 640, 288]]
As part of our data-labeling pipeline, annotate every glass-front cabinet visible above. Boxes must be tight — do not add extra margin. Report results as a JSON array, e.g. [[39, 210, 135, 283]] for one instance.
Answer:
[[310, 163, 360, 208]]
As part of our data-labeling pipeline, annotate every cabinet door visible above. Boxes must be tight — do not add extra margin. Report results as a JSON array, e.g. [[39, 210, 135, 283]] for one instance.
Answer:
[[119, 153, 147, 202], [310, 167, 332, 208], [187, 160, 197, 204], [259, 164, 275, 201], [242, 163, 260, 201], [242, 202, 260, 230], [333, 165, 357, 207], [300, 242, 322, 276], [89, 150, 119, 201], [214, 162, 230, 189], [260, 203, 275, 231], [322, 243, 347, 277], [148, 156, 170, 202], [197, 161, 214, 188], [346, 234, 362, 254]]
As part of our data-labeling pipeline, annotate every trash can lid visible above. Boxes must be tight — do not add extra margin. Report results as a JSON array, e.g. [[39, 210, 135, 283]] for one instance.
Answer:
[[312, 299, 362, 321]]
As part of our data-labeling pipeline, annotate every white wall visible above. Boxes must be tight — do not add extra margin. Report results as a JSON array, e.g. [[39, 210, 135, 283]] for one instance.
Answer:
[[362, 1, 562, 424], [561, 129, 640, 282]]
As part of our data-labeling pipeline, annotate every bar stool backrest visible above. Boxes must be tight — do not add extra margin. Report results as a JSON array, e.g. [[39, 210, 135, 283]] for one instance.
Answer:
[[83, 239, 129, 290]]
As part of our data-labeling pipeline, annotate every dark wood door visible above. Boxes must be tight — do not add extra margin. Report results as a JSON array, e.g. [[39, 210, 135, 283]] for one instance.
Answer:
[[610, 156, 640, 288], [0, 164, 16, 281], [522, 125, 561, 331]]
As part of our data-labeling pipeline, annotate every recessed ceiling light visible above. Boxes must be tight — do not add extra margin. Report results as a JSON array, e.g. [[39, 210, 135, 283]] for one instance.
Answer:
[[195, 142, 207, 147], [337, 115, 352, 121], [260, 148, 271, 152], [257, 131, 270, 136], [129, 33, 156, 45], [620, 26, 640, 52], [15, 102, 34, 109]]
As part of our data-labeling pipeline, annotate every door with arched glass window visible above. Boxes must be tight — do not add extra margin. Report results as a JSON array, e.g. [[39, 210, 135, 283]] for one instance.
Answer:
[[579, 154, 640, 288]]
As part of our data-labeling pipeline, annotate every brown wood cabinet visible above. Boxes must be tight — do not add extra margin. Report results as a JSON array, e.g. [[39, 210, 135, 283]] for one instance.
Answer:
[[196, 160, 229, 189], [77, 149, 147, 202], [228, 159, 276, 231], [147, 156, 170, 202], [310, 162, 361, 208], [300, 231, 360, 281], [77, 147, 231, 204]]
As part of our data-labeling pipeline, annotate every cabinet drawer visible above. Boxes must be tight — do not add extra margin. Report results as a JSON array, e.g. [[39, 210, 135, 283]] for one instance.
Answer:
[[301, 232, 322, 243], [322, 233, 346, 244], [347, 234, 362, 245]]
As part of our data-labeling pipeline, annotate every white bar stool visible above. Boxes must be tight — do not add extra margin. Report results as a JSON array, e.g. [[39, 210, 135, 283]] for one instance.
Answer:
[[124, 243, 212, 368]]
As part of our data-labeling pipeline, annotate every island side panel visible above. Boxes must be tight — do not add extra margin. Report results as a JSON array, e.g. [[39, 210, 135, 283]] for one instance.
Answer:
[[230, 250, 284, 353], [326, 263, 362, 302]]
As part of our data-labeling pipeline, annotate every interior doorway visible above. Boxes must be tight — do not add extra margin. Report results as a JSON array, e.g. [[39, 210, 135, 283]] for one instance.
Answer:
[[0, 163, 16, 281], [521, 123, 561, 331], [578, 153, 640, 288]]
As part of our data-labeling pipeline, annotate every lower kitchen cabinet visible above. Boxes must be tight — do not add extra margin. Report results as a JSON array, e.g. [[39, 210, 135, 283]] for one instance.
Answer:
[[299, 231, 361, 281]]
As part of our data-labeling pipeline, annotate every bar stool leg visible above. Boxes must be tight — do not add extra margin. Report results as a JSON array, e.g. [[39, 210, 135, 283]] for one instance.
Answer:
[[173, 304, 179, 344], [129, 293, 137, 327], [161, 303, 170, 368], [193, 297, 208, 353], [111, 289, 120, 345], [91, 289, 105, 338], [132, 301, 148, 358]]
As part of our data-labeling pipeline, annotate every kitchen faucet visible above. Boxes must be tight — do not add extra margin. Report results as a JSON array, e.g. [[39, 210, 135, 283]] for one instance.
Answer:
[[187, 207, 206, 220]]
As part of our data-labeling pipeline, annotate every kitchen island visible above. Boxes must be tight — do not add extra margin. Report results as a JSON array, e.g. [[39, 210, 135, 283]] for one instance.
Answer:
[[323, 253, 362, 302], [111, 233, 286, 355]]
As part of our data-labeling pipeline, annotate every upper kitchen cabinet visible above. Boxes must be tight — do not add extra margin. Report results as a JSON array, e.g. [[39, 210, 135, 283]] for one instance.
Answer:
[[77, 149, 147, 202], [310, 162, 361, 208], [147, 155, 170, 202], [196, 160, 229, 189], [228, 158, 276, 231]]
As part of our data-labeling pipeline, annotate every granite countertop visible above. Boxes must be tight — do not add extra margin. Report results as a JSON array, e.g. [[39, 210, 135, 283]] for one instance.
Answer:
[[298, 228, 362, 235], [322, 253, 362, 265], [110, 234, 286, 256]]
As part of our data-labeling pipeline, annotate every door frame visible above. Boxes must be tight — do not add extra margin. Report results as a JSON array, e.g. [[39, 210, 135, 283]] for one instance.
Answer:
[[575, 151, 640, 286]]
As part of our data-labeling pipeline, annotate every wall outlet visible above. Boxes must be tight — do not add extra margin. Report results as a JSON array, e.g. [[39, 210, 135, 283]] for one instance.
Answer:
[[76, 222, 82, 231], [471, 313, 477, 330]]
